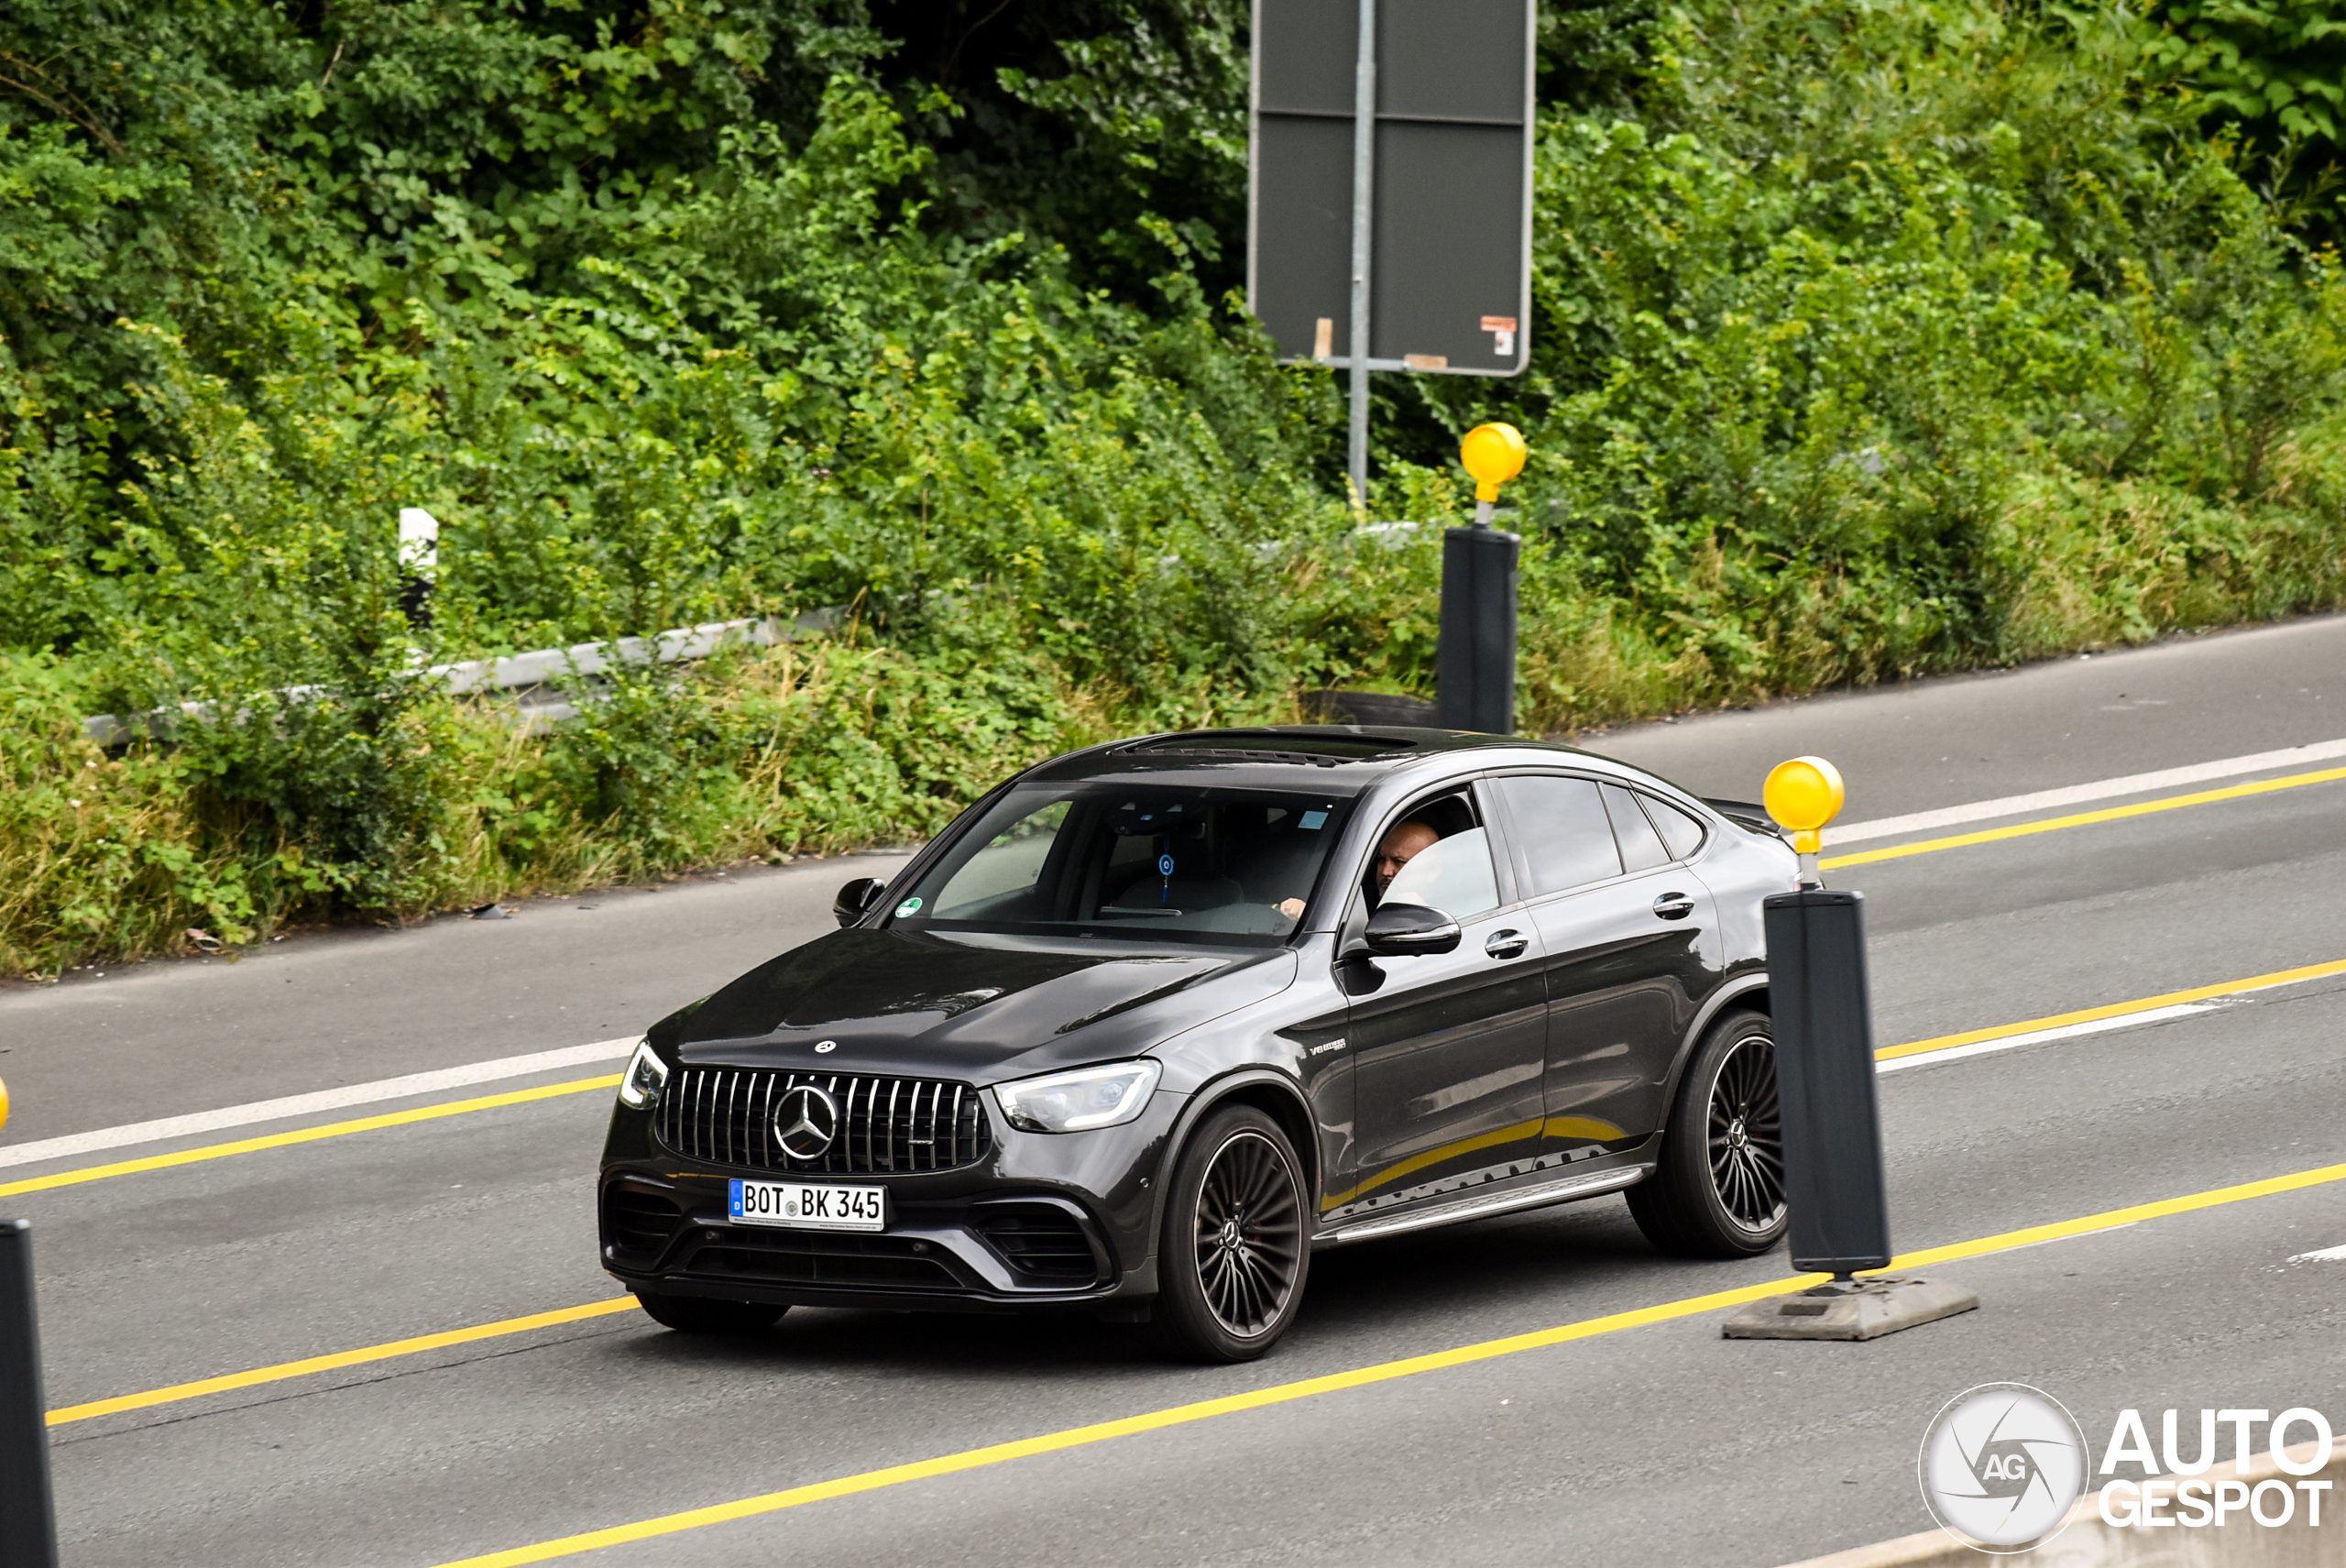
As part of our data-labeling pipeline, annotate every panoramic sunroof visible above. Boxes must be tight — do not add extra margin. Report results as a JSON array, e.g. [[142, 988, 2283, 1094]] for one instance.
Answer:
[[1122, 731, 1416, 761]]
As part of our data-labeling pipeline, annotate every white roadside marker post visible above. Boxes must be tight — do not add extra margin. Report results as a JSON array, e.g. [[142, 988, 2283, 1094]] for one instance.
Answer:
[[398, 507, 439, 631], [1723, 759, 1981, 1342]]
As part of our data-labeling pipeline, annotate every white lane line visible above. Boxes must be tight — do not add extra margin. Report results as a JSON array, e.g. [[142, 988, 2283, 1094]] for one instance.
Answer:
[[1875, 1004, 2216, 1074], [0, 1036, 638, 1168], [1825, 738, 2346, 847], [2287, 1243, 2346, 1262]]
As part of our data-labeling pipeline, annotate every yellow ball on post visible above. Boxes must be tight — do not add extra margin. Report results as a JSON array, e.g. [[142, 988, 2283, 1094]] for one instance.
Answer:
[[1460, 422, 1527, 504], [1763, 755, 1846, 856]]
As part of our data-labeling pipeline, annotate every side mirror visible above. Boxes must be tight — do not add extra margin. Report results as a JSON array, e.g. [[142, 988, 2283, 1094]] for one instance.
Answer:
[[833, 877, 887, 927], [1361, 902, 1461, 957]]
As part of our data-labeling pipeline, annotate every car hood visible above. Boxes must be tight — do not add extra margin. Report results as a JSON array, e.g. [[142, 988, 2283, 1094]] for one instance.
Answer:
[[659, 927, 1297, 1084]]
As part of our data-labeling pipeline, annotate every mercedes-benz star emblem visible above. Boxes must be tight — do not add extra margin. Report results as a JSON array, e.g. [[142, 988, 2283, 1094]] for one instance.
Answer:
[[773, 1084, 840, 1160]]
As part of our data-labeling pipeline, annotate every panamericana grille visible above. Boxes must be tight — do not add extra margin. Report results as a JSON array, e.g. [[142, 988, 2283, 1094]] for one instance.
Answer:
[[656, 1067, 992, 1174]]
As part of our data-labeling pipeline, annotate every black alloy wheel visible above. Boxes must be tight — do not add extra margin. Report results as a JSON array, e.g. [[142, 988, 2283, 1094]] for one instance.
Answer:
[[1707, 1027, 1784, 1232], [633, 1288, 787, 1335], [1156, 1105, 1310, 1363], [1626, 1009, 1791, 1257]]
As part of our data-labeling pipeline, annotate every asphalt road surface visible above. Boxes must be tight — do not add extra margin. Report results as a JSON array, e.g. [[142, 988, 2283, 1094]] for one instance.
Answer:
[[10, 614, 2346, 1567]]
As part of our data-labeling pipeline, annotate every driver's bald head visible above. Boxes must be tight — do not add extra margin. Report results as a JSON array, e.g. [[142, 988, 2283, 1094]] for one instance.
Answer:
[[1375, 819, 1439, 895]]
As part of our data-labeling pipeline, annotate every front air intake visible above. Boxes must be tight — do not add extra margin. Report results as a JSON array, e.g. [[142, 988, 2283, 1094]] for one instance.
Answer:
[[975, 1206, 1103, 1285]]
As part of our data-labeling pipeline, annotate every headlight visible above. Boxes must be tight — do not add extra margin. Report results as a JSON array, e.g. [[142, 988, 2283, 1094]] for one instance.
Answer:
[[617, 1039, 669, 1110], [992, 1059, 1162, 1133]]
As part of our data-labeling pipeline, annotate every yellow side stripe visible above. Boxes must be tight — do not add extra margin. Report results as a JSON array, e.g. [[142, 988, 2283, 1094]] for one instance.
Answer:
[[47, 1299, 640, 1426], [1317, 1117, 1543, 1212], [0, 1076, 621, 1201], [1874, 956, 2346, 1063], [1820, 763, 2346, 870]]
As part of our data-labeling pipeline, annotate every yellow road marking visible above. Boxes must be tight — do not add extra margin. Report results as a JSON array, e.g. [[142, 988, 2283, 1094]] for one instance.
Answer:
[[424, 1157, 2346, 1568], [0, 1076, 620, 1201], [1820, 763, 2346, 870], [47, 1299, 640, 1426], [1874, 956, 2346, 1063]]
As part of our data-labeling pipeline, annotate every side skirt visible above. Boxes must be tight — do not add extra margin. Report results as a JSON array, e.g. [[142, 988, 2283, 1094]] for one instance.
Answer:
[[1311, 1158, 1653, 1249]]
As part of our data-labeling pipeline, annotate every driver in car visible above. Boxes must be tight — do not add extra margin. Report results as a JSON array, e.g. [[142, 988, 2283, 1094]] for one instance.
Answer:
[[1275, 817, 1437, 920], [1371, 818, 1438, 901]]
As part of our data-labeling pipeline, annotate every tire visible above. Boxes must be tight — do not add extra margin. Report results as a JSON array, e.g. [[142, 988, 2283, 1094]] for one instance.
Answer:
[[633, 1288, 787, 1335], [1626, 1008, 1789, 1257], [1154, 1105, 1311, 1363]]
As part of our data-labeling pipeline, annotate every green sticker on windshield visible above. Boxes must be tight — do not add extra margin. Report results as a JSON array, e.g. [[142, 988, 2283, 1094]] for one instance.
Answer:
[[894, 896, 922, 917]]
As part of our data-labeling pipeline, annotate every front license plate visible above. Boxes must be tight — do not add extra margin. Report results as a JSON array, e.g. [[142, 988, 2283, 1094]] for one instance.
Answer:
[[729, 1179, 885, 1232]]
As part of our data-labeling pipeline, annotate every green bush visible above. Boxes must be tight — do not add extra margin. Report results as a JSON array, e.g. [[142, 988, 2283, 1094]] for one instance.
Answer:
[[7, 0, 2346, 976]]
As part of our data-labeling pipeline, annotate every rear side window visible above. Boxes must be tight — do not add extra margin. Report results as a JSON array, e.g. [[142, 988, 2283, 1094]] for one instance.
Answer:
[[1603, 784, 1672, 873], [1493, 774, 1622, 896], [1641, 795, 1709, 861]]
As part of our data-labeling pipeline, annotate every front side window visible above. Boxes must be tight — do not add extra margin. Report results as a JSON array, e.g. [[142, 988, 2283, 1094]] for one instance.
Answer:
[[894, 784, 1359, 945], [1380, 827, 1501, 917]]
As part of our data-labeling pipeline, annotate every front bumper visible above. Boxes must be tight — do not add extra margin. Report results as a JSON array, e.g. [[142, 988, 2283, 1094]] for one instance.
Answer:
[[597, 1085, 1180, 1312]]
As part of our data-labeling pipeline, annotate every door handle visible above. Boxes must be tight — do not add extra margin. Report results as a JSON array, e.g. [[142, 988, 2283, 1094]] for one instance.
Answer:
[[1484, 928, 1528, 959], [1652, 893, 1695, 921]]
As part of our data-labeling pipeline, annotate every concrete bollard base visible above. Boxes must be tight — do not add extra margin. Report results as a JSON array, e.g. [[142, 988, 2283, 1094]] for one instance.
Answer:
[[1721, 1276, 1979, 1341]]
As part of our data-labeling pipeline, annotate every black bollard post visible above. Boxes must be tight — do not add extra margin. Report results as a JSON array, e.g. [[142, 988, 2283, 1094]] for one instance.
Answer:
[[0, 1220, 58, 1568], [1433, 522, 1518, 735], [1764, 888, 1892, 1275], [1723, 887, 1978, 1341]]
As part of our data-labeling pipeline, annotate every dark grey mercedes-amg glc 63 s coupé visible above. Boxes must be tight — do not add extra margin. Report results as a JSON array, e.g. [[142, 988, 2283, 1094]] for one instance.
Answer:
[[597, 728, 1799, 1361]]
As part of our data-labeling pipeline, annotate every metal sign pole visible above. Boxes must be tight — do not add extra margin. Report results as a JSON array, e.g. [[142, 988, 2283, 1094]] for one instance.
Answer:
[[1346, 0, 1376, 503]]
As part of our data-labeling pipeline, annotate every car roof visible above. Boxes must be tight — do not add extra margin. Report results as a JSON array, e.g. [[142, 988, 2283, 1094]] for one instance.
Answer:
[[1023, 726, 1636, 793]]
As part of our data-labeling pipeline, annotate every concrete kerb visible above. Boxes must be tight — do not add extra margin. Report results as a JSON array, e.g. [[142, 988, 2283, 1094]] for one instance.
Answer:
[[1782, 1442, 2343, 1567]]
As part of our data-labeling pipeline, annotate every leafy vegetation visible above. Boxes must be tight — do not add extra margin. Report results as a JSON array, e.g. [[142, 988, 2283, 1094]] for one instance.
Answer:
[[6, 0, 2346, 975]]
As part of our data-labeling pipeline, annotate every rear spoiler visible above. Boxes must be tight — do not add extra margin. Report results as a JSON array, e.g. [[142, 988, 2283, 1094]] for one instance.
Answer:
[[1704, 798, 1784, 839]]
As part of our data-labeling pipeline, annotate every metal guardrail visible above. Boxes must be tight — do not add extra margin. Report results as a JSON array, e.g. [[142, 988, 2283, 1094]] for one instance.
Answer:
[[76, 507, 1447, 749], [79, 609, 846, 750]]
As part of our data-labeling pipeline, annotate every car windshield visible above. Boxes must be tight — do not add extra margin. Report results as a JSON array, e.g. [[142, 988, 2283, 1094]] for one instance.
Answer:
[[890, 783, 1360, 945]]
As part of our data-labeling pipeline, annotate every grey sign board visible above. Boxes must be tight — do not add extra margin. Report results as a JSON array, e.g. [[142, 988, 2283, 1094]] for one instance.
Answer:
[[1249, 0, 1534, 378]]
